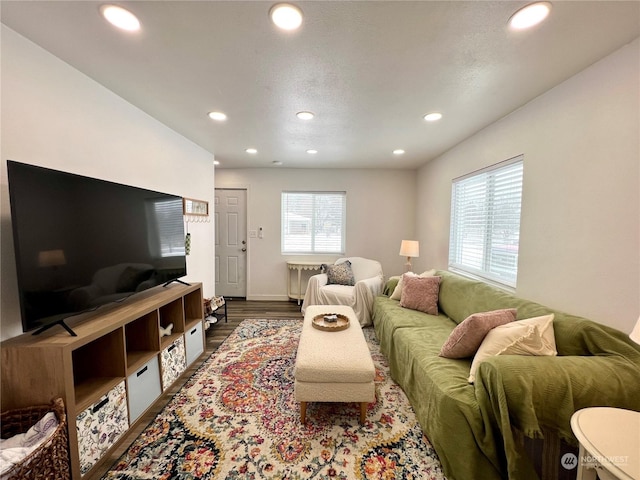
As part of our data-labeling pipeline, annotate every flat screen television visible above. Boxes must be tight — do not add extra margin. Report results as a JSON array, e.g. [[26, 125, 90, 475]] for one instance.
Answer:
[[7, 160, 187, 335]]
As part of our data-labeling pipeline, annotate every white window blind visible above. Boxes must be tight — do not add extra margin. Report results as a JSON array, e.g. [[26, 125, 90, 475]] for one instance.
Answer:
[[282, 191, 346, 254], [147, 198, 185, 257], [449, 156, 523, 288]]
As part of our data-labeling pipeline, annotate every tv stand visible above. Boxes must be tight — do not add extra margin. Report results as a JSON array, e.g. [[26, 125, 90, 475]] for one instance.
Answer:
[[163, 278, 191, 287], [1, 283, 205, 480], [32, 318, 78, 337]]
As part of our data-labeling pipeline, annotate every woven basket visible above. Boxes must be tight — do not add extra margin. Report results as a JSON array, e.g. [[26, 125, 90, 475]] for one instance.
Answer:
[[1, 398, 70, 480]]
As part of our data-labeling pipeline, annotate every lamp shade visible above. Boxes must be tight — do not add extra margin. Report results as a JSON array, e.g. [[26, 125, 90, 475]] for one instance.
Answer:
[[399, 240, 419, 258], [630, 316, 640, 345]]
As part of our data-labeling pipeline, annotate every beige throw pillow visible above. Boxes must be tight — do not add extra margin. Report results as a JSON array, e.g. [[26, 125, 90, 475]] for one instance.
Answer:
[[399, 274, 441, 315], [390, 269, 436, 300], [439, 308, 517, 359], [468, 313, 557, 383]]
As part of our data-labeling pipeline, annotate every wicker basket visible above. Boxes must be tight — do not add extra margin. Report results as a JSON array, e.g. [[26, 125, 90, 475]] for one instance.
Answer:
[[1, 398, 70, 480]]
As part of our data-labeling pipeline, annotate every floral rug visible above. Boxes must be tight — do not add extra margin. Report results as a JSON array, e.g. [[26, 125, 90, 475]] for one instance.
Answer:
[[104, 319, 445, 480]]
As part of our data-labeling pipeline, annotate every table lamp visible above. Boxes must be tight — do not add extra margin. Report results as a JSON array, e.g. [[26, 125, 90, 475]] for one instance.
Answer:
[[399, 240, 419, 272]]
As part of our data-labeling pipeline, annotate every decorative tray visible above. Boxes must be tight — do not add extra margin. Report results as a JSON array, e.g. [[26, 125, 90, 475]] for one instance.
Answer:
[[312, 313, 350, 332]]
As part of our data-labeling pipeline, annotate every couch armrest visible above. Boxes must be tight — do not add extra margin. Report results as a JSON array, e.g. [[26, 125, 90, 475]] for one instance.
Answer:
[[475, 354, 640, 479], [352, 275, 385, 326], [310, 273, 328, 287], [383, 277, 400, 296], [301, 273, 328, 313], [355, 274, 384, 297]]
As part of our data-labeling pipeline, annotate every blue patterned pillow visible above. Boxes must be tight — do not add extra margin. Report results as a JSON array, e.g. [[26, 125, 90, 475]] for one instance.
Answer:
[[325, 261, 355, 286]]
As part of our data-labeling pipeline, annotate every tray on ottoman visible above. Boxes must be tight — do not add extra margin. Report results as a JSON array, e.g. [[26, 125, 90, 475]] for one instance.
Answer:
[[312, 313, 350, 331]]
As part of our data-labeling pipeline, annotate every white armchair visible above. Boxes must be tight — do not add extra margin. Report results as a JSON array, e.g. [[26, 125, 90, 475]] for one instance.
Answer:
[[301, 257, 384, 326]]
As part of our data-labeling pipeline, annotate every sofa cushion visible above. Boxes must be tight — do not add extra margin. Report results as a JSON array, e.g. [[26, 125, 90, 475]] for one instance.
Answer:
[[387, 325, 500, 479], [372, 296, 452, 360], [390, 269, 436, 300], [468, 314, 557, 383], [400, 275, 441, 315], [325, 260, 355, 286], [439, 308, 517, 359]]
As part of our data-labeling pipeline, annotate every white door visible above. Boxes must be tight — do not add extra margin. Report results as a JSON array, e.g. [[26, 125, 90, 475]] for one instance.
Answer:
[[215, 188, 247, 297]]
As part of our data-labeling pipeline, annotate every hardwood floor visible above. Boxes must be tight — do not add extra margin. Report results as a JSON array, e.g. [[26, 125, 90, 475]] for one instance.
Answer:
[[88, 299, 303, 480], [207, 298, 303, 349]]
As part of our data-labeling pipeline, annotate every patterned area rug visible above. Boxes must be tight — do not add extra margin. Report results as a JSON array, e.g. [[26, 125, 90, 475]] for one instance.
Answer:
[[104, 319, 445, 480]]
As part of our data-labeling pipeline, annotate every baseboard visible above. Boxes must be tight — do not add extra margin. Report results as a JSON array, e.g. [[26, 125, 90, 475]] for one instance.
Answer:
[[246, 294, 291, 301]]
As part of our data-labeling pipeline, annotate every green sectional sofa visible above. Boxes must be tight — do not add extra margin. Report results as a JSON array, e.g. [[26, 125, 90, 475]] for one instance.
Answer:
[[372, 270, 640, 480]]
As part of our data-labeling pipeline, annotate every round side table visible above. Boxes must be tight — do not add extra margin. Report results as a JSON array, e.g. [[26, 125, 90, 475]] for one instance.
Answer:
[[570, 407, 639, 480]]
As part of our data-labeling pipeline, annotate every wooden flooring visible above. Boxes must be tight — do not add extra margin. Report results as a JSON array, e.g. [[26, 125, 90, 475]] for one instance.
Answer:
[[88, 299, 303, 480]]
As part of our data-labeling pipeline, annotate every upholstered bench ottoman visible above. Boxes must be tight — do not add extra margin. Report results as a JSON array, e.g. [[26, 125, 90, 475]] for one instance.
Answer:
[[294, 305, 376, 424]]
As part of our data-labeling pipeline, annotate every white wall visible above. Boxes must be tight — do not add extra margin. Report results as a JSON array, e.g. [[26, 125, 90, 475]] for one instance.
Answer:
[[1, 26, 216, 340], [215, 168, 416, 300], [415, 38, 640, 333]]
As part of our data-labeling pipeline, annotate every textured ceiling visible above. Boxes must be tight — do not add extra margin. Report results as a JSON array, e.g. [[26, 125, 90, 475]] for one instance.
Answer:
[[2, 1, 639, 169]]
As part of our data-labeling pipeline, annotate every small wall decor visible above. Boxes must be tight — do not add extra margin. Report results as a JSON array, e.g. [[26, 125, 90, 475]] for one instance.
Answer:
[[183, 198, 209, 216], [185, 233, 191, 255]]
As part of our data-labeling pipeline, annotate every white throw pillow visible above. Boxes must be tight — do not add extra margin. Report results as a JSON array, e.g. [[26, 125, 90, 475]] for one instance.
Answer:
[[468, 313, 556, 383], [390, 269, 436, 300]]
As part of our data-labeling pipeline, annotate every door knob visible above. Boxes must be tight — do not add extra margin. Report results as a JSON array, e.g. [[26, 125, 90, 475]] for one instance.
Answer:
[[241, 247, 247, 252]]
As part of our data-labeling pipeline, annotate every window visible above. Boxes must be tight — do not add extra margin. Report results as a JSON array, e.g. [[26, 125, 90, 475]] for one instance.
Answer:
[[147, 198, 185, 257], [449, 156, 524, 288], [282, 191, 346, 254]]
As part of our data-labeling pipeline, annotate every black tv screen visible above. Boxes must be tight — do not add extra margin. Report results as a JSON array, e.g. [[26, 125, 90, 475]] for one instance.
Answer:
[[7, 160, 187, 334]]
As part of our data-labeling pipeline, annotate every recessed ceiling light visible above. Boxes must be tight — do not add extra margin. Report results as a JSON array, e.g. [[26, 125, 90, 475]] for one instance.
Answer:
[[509, 2, 552, 30], [213, 160, 220, 166], [306, 149, 318, 154], [272, 161, 283, 166], [424, 112, 443, 122], [296, 111, 314, 120], [100, 4, 141, 32], [393, 149, 405, 155], [246, 148, 258, 154], [208, 111, 227, 121], [270, 3, 303, 31]]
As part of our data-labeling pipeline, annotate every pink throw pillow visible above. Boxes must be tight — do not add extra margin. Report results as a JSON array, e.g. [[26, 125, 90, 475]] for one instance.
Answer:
[[399, 275, 441, 315], [439, 308, 517, 359]]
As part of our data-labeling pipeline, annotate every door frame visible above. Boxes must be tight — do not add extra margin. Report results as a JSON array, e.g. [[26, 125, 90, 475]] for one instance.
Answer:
[[214, 186, 250, 299]]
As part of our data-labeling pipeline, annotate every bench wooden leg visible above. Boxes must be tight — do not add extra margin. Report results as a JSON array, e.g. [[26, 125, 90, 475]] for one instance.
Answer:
[[300, 402, 307, 424], [359, 402, 367, 424]]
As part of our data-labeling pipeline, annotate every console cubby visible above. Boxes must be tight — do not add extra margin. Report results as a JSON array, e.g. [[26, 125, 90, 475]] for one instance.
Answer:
[[159, 298, 185, 349], [76, 380, 128, 475], [184, 290, 203, 328], [72, 329, 126, 411], [125, 311, 160, 375], [185, 321, 204, 365], [127, 356, 161, 423], [1, 282, 204, 480], [160, 336, 187, 390]]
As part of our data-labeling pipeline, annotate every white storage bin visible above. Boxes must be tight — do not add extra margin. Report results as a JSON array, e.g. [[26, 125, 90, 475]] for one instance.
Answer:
[[185, 322, 204, 365], [76, 381, 128, 475], [161, 336, 186, 390], [127, 356, 162, 423]]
